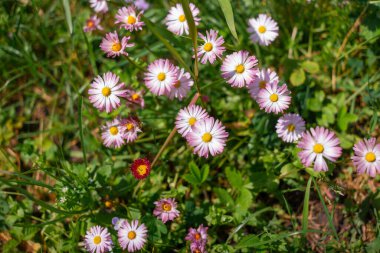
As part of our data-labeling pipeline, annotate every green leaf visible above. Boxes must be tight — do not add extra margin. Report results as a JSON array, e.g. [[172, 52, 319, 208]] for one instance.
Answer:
[[78, 96, 87, 167], [183, 174, 199, 186], [180, 0, 197, 43], [235, 234, 260, 249], [61, 0, 73, 34], [214, 188, 234, 207], [302, 177, 312, 233], [201, 164, 209, 183], [290, 68, 306, 86], [301, 61, 320, 74], [217, 0, 238, 40], [189, 161, 202, 182], [337, 106, 358, 132], [226, 167, 243, 190]]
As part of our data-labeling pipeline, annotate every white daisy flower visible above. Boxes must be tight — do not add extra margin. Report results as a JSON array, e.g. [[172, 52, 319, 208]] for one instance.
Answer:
[[144, 59, 178, 96], [247, 68, 279, 99], [84, 226, 113, 253], [118, 220, 148, 252], [175, 105, 209, 137], [101, 119, 126, 149], [196, 29, 226, 64], [248, 14, 279, 46], [167, 67, 194, 101], [165, 3, 201, 36], [89, 0, 108, 13], [275, 113, 306, 143]]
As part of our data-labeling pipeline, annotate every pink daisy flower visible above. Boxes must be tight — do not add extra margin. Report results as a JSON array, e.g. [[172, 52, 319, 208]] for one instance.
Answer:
[[175, 105, 209, 137], [126, 0, 150, 11], [83, 16, 103, 32], [168, 67, 193, 100], [190, 243, 206, 253], [101, 119, 126, 149], [153, 198, 180, 223], [221, 51, 258, 88], [119, 117, 141, 143], [247, 68, 279, 99], [297, 127, 342, 172], [144, 59, 178, 96], [352, 138, 380, 177], [185, 224, 208, 246], [248, 14, 279, 46], [84, 225, 113, 253], [100, 31, 135, 58], [125, 89, 145, 109], [275, 113, 305, 143], [89, 0, 108, 13], [115, 6, 145, 32], [186, 117, 229, 158], [88, 72, 127, 113], [256, 80, 291, 114], [165, 3, 201, 36], [118, 220, 148, 252], [196, 29, 225, 64]]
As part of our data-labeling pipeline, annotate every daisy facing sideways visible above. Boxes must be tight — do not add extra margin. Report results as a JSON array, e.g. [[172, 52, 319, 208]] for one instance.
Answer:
[[84, 225, 113, 253], [83, 15, 103, 32], [275, 113, 305, 143], [175, 105, 209, 137], [196, 29, 225, 64], [165, 3, 200, 35], [119, 116, 141, 143], [167, 67, 193, 100], [153, 198, 180, 223], [247, 68, 279, 99], [100, 31, 134, 58], [256, 80, 291, 114], [248, 14, 279, 46], [101, 119, 126, 149], [297, 127, 342, 172], [89, 0, 108, 13], [144, 59, 178, 96], [352, 138, 380, 177], [118, 220, 148, 252], [115, 6, 145, 32], [185, 224, 208, 247], [125, 89, 145, 109]]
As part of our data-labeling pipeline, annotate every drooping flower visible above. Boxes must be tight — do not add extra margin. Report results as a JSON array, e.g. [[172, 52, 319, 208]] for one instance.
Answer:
[[125, 89, 145, 109], [167, 67, 193, 100], [190, 243, 206, 253], [131, 158, 151, 179], [175, 105, 209, 137], [247, 68, 279, 99], [153, 198, 180, 223], [118, 220, 148, 252], [84, 226, 113, 253], [221, 51, 258, 88], [89, 0, 108, 13], [115, 6, 145, 32], [352, 138, 380, 177], [185, 224, 208, 248], [100, 31, 135, 58], [144, 59, 178, 96], [248, 14, 279, 46], [125, 0, 150, 11], [165, 3, 200, 35], [101, 119, 126, 149], [112, 217, 127, 231], [196, 29, 225, 64], [297, 127, 342, 172], [186, 117, 229, 158], [275, 113, 305, 143], [256, 80, 291, 114], [83, 16, 103, 32], [88, 72, 127, 113], [119, 116, 141, 143]]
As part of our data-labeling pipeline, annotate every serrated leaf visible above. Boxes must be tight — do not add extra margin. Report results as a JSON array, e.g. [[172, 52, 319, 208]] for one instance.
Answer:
[[236, 188, 252, 210], [301, 61, 320, 74], [290, 68, 306, 86], [217, 0, 238, 40], [214, 188, 234, 207], [226, 167, 243, 190]]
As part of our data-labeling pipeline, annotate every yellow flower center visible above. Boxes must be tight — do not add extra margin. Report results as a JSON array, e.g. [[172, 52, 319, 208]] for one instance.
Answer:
[[235, 64, 245, 74], [127, 231, 136, 240], [195, 233, 201, 240], [93, 235, 102, 245], [259, 80, 266, 89], [137, 165, 147, 176], [202, 132, 212, 143], [127, 15, 136, 24], [188, 117, 197, 126], [287, 124, 295, 132], [179, 14, 186, 22], [126, 123, 134, 131], [105, 200, 112, 208], [365, 152, 376, 163], [112, 42, 122, 52], [157, 72, 166, 81], [203, 42, 213, 52], [258, 25, 267, 33], [87, 20, 94, 28], [174, 80, 181, 88], [269, 94, 278, 102], [313, 143, 324, 154], [102, 87, 111, 97], [109, 126, 119, 136], [162, 203, 172, 211], [132, 93, 140, 100]]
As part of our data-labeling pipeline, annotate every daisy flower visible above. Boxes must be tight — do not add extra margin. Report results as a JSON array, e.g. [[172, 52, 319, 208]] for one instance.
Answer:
[[190, 243, 206, 253], [275, 114, 305, 143], [165, 3, 201, 35], [119, 117, 141, 143], [352, 138, 380, 177], [125, 89, 145, 109], [256, 80, 291, 114], [89, 0, 108, 13], [248, 14, 279, 46], [247, 68, 279, 99], [153, 198, 180, 223], [186, 117, 229, 158], [118, 220, 148, 252], [115, 6, 145, 32], [131, 158, 151, 179], [297, 127, 342, 172], [84, 226, 113, 253], [100, 31, 135, 58], [101, 119, 126, 149], [88, 72, 127, 113], [112, 217, 127, 231], [83, 16, 103, 32], [168, 67, 193, 100], [175, 105, 209, 137], [185, 224, 208, 246], [196, 29, 225, 64], [144, 59, 178, 96], [221, 51, 258, 88]]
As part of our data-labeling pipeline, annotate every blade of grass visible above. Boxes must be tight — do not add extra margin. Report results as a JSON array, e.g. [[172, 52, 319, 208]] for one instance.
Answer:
[[78, 96, 87, 167], [217, 0, 238, 40], [61, 0, 73, 34], [302, 177, 312, 233]]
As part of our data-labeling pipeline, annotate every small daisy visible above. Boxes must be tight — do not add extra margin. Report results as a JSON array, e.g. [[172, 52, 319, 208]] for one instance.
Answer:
[[256, 80, 291, 114], [165, 3, 201, 36], [297, 127, 342, 172], [175, 105, 209, 137], [100, 31, 135, 58], [248, 14, 279, 46], [112, 217, 127, 231], [118, 220, 148, 252], [119, 117, 141, 143], [144, 59, 178, 96], [352, 138, 380, 177], [186, 117, 229, 158], [185, 224, 208, 245], [275, 114, 305, 143], [84, 226, 113, 253], [153, 198, 180, 223], [221, 51, 258, 88], [88, 72, 127, 113], [125, 89, 145, 109], [115, 6, 145, 32], [83, 16, 103, 32], [101, 119, 126, 149], [131, 158, 151, 179], [190, 243, 206, 253], [168, 67, 193, 100], [247, 68, 279, 99], [196, 29, 225, 64], [89, 0, 108, 13]]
